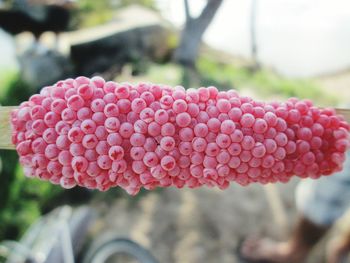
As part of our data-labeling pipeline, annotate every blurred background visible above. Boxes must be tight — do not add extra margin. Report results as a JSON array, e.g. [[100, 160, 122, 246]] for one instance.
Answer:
[[0, 0, 350, 262]]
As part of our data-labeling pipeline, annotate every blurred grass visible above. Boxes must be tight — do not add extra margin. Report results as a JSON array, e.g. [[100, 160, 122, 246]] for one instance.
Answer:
[[124, 54, 336, 107], [0, 70, 18, 101], [197, 54, 338, 106]]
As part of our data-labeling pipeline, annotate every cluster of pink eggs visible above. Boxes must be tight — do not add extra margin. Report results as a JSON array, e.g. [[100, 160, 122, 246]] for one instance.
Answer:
[[11, 76, 349, 195]]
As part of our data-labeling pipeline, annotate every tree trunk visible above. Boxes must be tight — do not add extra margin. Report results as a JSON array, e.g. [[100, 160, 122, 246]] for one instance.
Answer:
[[249, 0, 260, 72], [173, 0, 223, 68]]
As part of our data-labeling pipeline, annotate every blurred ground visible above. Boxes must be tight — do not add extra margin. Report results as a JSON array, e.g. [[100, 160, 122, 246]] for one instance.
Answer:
[[90, 180, 298, 263]]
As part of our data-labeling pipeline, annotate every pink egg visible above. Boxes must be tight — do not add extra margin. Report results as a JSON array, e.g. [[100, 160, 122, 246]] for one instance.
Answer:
[[143, 152, 159, 168], [72, 156, 88, 172], [78, 84, 94, 100], [130, 146, 146, 161], [217, 99, 231, 113], [104, 103, 119, 117], [241, 136, 255, 150], [198, 87, 210, 102], [131, 98, 147, 113], [104, 117, 120, 132], [154, 109, 169, 125], [207, 118, 221, 132], [205, 142, 220, 157], [253, 118, 268, 134], [240, 113, 255, 128], [82, 134, 98, 149], [91, 99, 106, 112], [85, 149, 99, 161], [108, 145, 124, 161], [97, 155, 112, 170], [160, 136, 176, 151], [252, 143, 266, 158], [192, 137, 207, 153], [160, 156, 176, 171], [115, 85, 130, 99], [179, 127, 194, 142], [228, 107, 242, 122], [173, 99, 188, 113], [176, 112, 191, 127], [217, 150, 230, 164], [67, 95, 84, 111], [220, 120, 236, 134], [119, 123, 134, 138], [187, 103, 200, 117], [216, 134, 231, 149], [160, 123, 175, 136]]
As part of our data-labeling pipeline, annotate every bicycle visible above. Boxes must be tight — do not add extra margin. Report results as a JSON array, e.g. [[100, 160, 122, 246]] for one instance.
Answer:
[[0, 205, 158, 263]]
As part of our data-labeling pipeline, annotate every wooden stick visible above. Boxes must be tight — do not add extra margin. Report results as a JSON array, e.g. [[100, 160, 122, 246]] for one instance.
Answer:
[[0, 107, 349, 150], [0, 107, 17, 150], [333, 108, 350, 122]]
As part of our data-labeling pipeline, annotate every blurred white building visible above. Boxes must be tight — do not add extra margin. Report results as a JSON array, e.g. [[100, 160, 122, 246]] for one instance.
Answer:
[[157, 0, 350, 77]]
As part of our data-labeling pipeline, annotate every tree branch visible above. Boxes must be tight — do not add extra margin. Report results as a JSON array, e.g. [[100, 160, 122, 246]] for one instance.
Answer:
[[194, 0, 223, 32], [173, 0, 223, 68], [184, 0, 192, 23]]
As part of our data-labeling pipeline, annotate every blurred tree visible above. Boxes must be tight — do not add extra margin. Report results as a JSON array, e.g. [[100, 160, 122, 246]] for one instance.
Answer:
[[173, 0, 223, 68]]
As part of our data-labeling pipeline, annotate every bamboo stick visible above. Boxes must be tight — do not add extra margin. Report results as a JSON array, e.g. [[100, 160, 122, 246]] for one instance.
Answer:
[[0, 106, 17, 150]]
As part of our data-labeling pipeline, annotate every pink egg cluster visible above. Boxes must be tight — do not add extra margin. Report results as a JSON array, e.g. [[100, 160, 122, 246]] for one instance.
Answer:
[[11, 76, 350, 195]]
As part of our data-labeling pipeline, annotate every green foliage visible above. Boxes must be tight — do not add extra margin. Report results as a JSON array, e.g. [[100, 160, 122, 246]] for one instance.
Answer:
[[166, 32, 179, 50], [0, 165, 61, 239], [144, 63, 182, 86], [0, 73, 33, 106], [0, 70, 17, 100], [115, 0, 157, 9]]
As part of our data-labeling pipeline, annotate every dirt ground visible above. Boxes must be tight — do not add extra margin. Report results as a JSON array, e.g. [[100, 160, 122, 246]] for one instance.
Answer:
[[90, 180, 299, 263]]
